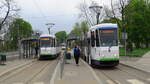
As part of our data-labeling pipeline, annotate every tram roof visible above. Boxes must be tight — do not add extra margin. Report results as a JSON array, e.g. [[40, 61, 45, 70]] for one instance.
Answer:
[[90, 23, 118, 30], [40, 34, 55, 38]]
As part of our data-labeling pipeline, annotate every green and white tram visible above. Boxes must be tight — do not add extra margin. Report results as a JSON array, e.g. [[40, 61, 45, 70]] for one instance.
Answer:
[[39, 34, 60, 59], [85, 23, 119, 66]]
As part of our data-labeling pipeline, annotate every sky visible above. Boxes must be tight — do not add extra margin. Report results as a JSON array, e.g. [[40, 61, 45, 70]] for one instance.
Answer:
[[14, 0, 112, 34]]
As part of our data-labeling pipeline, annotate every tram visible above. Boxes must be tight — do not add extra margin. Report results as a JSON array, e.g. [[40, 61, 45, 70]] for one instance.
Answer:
[[39, 34, 60, 59], [83, 23, 119, 66]]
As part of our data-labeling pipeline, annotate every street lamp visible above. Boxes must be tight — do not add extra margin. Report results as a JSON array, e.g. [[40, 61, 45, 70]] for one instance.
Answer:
[[89, 5, 103, 24], [45, 23, 55, 34]]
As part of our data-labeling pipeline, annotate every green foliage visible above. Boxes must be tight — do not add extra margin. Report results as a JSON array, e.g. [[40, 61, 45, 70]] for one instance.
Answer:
[[120, 47, 150, 57], [0, 40, 16, 52], [101, 18, 119, 23], [125, 0, 150, 48], [70, 23, 82, 37], [9, 18, 33, 39], [8, 18, 33, 50], [55, 31, 67, 43], [80, 22, 89, 34], [70, 22, 89, 37]]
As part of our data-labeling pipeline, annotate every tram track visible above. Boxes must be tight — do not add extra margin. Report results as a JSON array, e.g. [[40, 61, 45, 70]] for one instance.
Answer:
[[0, 61, 37, 82], [117, 64, 150, 83], [94, 64, 150, 84], [26, 61, 51, 84], [98, 70, 120, 84], [0, 60, 57, 84]]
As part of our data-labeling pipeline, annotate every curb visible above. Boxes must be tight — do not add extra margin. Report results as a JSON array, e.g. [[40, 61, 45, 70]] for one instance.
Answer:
[[81, 59, 103, 84], [6, 55, 19, 61], [50, 60, 60, 84], [0, 59, 36, 78], [120, 63, 150, 74]]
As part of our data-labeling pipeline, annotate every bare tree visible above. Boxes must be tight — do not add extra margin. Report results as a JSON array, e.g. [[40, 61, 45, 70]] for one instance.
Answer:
[[78, 0, 94, 26], [0, 0, 19, 31], [105, 0, 130, 29], [78, 0, 105, 26]]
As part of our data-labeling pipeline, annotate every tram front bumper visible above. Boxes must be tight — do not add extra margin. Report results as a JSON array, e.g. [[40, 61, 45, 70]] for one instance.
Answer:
[[91, 59, 119, 66]]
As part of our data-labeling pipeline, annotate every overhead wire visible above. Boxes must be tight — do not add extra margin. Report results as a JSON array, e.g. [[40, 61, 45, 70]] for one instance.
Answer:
[[31, 0, 51, 34], [31, 0, 49, 22]]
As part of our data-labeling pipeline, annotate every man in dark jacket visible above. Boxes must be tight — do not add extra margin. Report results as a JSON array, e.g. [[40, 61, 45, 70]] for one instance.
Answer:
[[73, 45, 81, 66]]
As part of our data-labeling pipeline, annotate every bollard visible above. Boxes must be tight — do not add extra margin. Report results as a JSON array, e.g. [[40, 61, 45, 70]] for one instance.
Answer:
[[60, 52, 65, 79]]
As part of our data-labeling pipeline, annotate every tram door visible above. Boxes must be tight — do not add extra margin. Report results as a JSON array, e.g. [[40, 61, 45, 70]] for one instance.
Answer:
[[90, 31, 96, 63]]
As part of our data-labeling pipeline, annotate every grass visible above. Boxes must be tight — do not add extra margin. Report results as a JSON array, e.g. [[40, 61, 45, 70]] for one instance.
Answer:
[[120, 47, 150, 57]]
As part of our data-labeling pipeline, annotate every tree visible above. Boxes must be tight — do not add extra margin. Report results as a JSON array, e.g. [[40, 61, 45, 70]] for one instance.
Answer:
[[70, 22, 89, 37], [78, 1, 105, 26], [101, 18, 119, 23], [70, 23, 82, 37], [0, 0, 19, 31], [125, 0, 150, 48], [8, 18, 33, 49], [103, 0, 131, 32], [55, 31, 67, 44], [80, 21, 89, 34]]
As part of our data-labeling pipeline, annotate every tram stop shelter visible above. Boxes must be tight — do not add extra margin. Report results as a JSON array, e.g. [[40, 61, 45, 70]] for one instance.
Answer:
[[67, 34, 78, 48], [20, 37, 39, 59]]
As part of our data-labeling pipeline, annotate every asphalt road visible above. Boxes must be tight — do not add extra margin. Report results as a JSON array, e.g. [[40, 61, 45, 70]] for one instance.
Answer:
[[94, 64, 150, 84], [0, 59, 58, 84]]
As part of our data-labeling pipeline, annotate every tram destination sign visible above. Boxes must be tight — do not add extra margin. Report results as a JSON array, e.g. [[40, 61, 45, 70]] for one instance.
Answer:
[[101, 30, 115, 33], [40, 38, 51, 40]]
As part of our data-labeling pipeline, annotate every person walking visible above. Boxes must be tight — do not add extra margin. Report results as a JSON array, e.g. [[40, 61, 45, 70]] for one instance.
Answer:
[[35, 43, 39, 57], [73, 45, 81, 66]]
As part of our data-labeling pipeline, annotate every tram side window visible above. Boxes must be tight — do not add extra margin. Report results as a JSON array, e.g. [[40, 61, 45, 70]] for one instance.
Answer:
[[96, 30, 100, 47], [52, 39, 55, 47], [91, 31, 95, 47], [54, 39, 55, 47], [50, 40, 52, 47], [51, 39, 54, 47]]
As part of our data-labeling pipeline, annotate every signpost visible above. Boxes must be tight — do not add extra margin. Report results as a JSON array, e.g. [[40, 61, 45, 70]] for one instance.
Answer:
[[122, 32, 128, 57]]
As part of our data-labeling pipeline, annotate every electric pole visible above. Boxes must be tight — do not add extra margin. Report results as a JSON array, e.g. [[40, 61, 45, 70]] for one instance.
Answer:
[[45, 23, 55, 34]]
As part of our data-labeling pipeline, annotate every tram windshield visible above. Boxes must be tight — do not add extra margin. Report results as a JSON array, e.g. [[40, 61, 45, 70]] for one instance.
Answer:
[[40, 37, 52, 47], [99, 29, 118, 47]]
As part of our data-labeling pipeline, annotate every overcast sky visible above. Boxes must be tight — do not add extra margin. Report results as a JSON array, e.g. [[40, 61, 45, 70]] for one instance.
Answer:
[[14, 0, 112, 34]]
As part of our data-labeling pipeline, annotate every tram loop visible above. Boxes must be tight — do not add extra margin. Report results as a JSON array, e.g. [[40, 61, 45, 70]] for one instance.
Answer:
[[94, 64, 150, 84], [0, 60, 56, 84]]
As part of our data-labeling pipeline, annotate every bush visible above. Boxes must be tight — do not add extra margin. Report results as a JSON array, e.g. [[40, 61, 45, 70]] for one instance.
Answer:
[[0, 41, 17, 52], [120, 47, 150, 57]]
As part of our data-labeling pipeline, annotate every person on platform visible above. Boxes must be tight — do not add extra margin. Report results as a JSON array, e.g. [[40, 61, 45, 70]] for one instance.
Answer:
[[73, 45, 81, 66]]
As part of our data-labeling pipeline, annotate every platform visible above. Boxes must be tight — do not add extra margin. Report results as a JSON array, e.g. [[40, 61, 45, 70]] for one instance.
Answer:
[[121, 51, 150, 73], [51, 56, 102, 84], [0, 59, 35, 77]]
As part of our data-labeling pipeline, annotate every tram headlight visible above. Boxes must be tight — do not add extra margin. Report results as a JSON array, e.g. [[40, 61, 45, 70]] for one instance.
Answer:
[[114, 54, 119, 58], [101, 54, 105, 58]]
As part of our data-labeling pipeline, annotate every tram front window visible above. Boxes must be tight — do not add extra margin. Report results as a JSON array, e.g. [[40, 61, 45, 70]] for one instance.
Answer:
[[40, 38, 52, 47], [100, 29, 118, 47]]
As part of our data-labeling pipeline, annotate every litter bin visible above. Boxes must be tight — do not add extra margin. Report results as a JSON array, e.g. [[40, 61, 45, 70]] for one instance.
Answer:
[[0, 53, 6, 65], [66, 52, 71, 59], [1, 54, 6, 62], [0, 53, 6, 62]]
